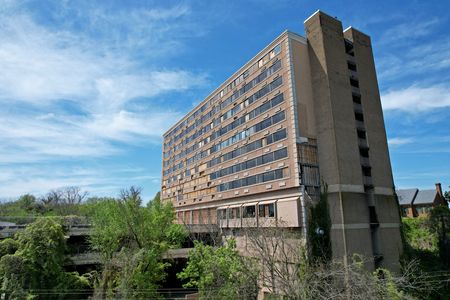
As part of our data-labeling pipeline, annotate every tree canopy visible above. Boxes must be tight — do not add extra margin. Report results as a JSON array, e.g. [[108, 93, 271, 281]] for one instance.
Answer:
[[87, 187, 186, 298]]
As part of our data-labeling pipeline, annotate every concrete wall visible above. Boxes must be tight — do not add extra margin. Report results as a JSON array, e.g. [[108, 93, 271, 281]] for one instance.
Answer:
[[304, 11, 402, 272], [343, 28, 394, 192]]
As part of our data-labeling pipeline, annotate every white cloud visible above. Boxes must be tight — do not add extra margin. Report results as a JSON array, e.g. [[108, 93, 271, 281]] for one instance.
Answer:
[[381, 85, 450, 112], [0, 3, 208, 161], [0, 2, 210, 197], [388, 137, 415, 146], [377, 37, 450, 82], [379, 18, 439, 44], [0, 164, 161, 199]]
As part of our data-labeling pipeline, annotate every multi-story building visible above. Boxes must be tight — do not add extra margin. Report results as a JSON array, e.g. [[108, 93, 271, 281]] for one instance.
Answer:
[[161, 11, 403, 271]]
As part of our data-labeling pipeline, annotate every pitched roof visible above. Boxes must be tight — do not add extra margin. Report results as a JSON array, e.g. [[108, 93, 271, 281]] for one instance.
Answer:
[[397, 188, 418, 205], [414, 189, 437, 205]]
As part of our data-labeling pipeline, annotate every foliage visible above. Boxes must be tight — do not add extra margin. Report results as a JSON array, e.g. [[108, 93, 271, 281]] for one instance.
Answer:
[[0, 239, 19, 257], [0, 217, 91, 299], [0, 188, 90, 224], [88, 188, 186, 298], [428, 205, 450, 266], [0, 254, 30, 299], [16, 217, 67, 291], [402, 217, 438, 252], [0, 194, 42, 224], [177, 239, 258, 299], [54, 272, 92, 299], [307, 184, 332, 262], [401, 206, 450, 299]]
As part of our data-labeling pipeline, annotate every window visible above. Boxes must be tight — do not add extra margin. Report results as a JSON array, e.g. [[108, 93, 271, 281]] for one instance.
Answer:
[[218, 209, 227, 220], [347, 62, 357, 71], [229, 207, 240, 219], [243, 205, 256, 218], [352, 94, 361, 104], [355, 112, 364, 122], [350, 78, 359, 88], [344, 40, 354, 56], [247, 175, 257, 186], [262, 153, 273, 164], [258, 59, 264, 68], [259, 203, 275, 218], [207, 130, 285, 168], [357, 130, 366, 139], [402, 208, 408, 216], [273, 44, 281, 55], [359, 148, 369, 158], [362, 166, 372, 177], [274, 148, 288, 160], [263, 171, 275, 182], [216, 168, 286, 192]]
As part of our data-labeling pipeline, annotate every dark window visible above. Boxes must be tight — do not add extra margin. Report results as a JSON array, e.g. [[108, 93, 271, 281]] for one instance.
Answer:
[[271, 93, 284, 106], [347, 62, 357, 71], [274, 169, 284, 179], [219, 209, 227, 220], [272, 129, 287, 142], [272, 111, 285, 124], [352, 94, 361, 104], [259, 203, 275, 218], [243, 205, 256, 218], [357, 130, 366, 139], [247, 158, 257, 169], [247, 175, 257, 186], [262, 153, 273, 164], [350, 78, 359, 88], [229, 207, 240, 219], [345, 40, 354, 56], [263, 171, 275, 182], [355, 112, 364, 122], [274, 148, 288, 160], [362, 166, 372, 176], [359, 148, 369, 157]]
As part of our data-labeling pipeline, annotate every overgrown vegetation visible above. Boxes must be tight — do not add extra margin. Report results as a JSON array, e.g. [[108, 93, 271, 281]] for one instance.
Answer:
[[0, 187, 185, 299], [402, 205, 450, 299], [177, 239, 258, 299], [87, 187, 186, 299], [0, 217, 90, 299], [0, 187, 448, 299], [307, 184, 332, 263]]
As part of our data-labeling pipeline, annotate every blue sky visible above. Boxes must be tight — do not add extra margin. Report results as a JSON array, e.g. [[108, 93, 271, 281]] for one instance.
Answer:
[[0, 0, 449, 201]]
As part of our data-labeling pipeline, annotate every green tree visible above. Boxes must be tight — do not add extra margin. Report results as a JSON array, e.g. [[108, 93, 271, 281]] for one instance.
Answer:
[[178, 239, 258, 299], [402, 216, 437, 252], [0, 239, 19, 257], [0, 254, 29, 299], [428, 205, 450, 266], [15, 217, 67, 294], [88, 187, 186, 298], [151, 191, 161, 205], [0, 194, 40, 224]]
